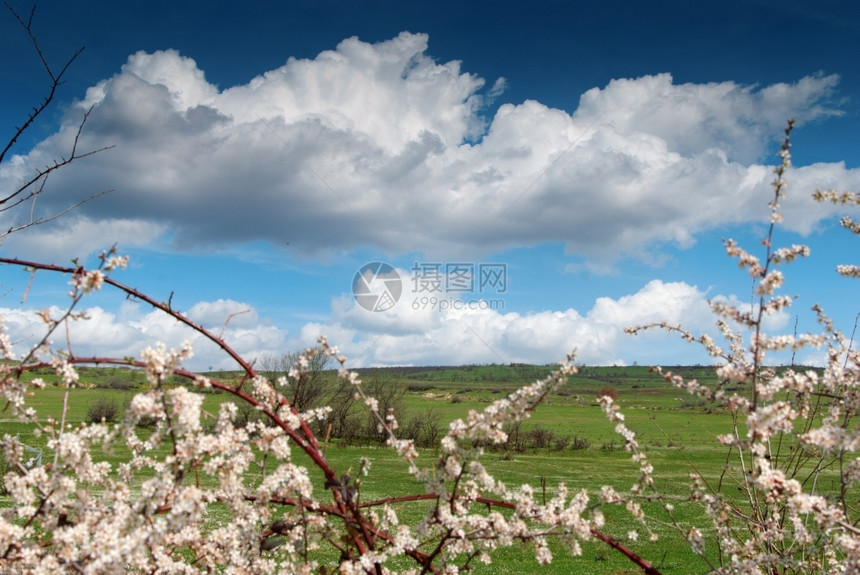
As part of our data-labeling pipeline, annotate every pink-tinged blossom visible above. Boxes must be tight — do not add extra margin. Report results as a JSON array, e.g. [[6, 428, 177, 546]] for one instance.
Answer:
[[140, 341, 193, 385], [70, 268, 104, 293]]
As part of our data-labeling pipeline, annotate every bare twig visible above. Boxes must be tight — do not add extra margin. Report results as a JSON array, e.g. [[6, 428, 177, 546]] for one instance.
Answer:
[[1, 3, 85, 165], [1, 7, 113, 241]]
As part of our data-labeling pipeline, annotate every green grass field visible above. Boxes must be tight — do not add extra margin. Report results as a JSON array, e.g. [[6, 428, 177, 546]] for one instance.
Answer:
[[1, 363, 827, 573]]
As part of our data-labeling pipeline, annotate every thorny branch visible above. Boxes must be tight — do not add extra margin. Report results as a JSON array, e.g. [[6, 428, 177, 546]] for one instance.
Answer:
[[0, 253, 664, 574], [1, 4, 113, 241]]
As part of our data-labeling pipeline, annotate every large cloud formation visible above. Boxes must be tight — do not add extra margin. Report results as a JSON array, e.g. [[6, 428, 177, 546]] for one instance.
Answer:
[[2, 272, 798, 370], [3, 279, 760, 370], [1, 32, 856, 263]]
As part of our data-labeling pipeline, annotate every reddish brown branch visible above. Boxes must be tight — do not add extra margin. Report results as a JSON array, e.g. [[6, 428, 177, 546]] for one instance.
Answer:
[[2, 257, 662, 574], [590, 529, 662, 574], [359, 494, 662, 574], [0, 258, 324, 454], [24, 351, 661, 574], [2, 255, 384, 558], [26, 353, 334, 480]]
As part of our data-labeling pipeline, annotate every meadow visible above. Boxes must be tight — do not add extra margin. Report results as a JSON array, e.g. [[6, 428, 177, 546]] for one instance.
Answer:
[[2, 362, 826, 573]]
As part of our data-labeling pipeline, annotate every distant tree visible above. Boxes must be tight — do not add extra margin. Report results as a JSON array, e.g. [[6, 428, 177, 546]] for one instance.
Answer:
[[259, 346, 331, 412]]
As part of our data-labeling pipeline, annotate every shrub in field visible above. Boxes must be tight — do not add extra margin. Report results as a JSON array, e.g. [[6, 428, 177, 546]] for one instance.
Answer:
[[86, 397, 120, 423], [619, 121, 860, 573], [402, 408, 443, 448], [524, 424, 554, 449], [678, 395, 707, 411], [569, 434, 590, 451], [597, 385, 618, 402], [107, 377, 134, 390], [552, 434, 570, 451]]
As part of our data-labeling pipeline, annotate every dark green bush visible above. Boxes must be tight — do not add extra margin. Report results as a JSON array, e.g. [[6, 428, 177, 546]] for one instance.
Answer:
[[570, 434, 590, 450], [108, 378, 134, 390], [87, 397, 119, 423]]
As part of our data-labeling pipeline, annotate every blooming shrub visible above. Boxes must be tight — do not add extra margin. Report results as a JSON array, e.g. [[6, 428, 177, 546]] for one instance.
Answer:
[[622, 122, 860, 573]]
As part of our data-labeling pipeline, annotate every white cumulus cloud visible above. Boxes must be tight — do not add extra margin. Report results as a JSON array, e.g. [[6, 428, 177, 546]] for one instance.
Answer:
[[0, 299, 286, 371], [0, 274, 809, 371], [1, 32, 856, 266], [286, 277, 722, 368]]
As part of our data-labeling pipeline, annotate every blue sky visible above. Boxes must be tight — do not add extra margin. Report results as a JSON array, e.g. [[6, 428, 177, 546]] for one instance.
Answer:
[[1, 0, 858, 370]]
